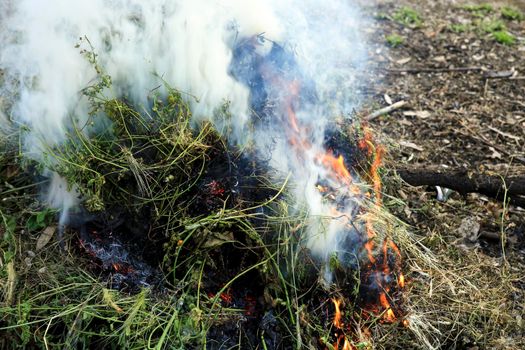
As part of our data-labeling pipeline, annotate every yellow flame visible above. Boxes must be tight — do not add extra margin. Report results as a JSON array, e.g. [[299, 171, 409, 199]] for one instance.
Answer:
[[399, 273, 405, 289], [343, 338, 354, 350], [332, 298, 343, 329]]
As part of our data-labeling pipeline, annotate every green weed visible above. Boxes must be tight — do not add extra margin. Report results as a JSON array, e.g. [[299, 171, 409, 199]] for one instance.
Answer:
[[0, 44, 327, 349], [461, 3, 494, 15], [374, 12, 390, 20], [479, 19, 506, 33], [26, 208, 57, 231], [493, 30, 516, 45], [386, 34, 404, 47], [393, 7, 423, 28], [448, 23, 470, 33], [501, 6, 524, 21]]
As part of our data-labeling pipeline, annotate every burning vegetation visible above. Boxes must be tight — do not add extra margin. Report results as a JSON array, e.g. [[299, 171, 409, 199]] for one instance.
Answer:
[[2, 2, 523, 350], [0, 38, 409, 347], [0, 41, 415, 348]]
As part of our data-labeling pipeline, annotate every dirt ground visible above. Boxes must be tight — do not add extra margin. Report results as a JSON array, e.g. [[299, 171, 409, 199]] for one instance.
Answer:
[[357, 0, 524, 348]]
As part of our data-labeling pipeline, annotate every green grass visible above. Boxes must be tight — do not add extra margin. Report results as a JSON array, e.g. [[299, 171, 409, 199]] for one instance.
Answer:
[[0, 47, 294, 348], [386, 34, 404, 47], [472, 19, 515, 45], [0, 118, 308, 349], [479, 19, 506, 33], [493, 30, 516, 45], [448, 23, 470, 33], [393, 7, 423, 28], [501, 6, 524, 21], [461, 3, 494, 15]]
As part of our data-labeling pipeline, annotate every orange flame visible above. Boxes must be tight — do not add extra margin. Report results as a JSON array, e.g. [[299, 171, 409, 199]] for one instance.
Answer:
[[273, 65, 406, 327], [380, 296, 396, 322], [332, 298, 343, 329], [343, 338, 354, 350], [319, 152, 352, 183], [112, 263, 134, 274]]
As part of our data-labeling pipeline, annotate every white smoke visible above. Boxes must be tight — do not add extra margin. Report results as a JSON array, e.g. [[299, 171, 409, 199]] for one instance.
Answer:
[[1, 0, 369, 281]]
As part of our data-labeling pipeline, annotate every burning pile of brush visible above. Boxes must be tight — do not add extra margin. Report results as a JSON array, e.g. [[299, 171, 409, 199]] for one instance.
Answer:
[[0, 1, 410, 348]]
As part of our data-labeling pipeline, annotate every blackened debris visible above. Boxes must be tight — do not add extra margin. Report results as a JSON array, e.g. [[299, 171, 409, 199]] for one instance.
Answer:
[[78, 223, 162, 292]]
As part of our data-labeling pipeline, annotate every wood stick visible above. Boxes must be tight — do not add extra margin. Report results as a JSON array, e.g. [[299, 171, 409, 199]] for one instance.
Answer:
[[482, 70, 515, 79], [366, 100, 407, 121], [396, 166, 525, 206], [386, 66, 482, 74]]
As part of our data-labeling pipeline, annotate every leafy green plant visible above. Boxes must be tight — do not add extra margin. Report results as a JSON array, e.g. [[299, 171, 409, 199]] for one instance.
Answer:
[[26, 208, 56, 231], [393, 7, 423, 28], [386, 34, 404, 47], [501, 6, 524, 21]]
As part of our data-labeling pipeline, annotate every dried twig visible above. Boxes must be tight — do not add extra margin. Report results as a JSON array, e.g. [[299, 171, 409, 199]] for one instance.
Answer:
[[482, 70, 516, 79], [386, 67, 482, 74], [366, 100, 407, 121]]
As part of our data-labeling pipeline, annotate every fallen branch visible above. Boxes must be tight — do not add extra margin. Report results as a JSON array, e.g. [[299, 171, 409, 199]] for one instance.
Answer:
[[386, 66, 482, 74], [366, 100, 407, 120], [397, 166, 525, 206]]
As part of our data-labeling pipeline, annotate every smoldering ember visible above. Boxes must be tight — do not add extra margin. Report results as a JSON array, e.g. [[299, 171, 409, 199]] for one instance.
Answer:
[[1, 1, 524, 350]]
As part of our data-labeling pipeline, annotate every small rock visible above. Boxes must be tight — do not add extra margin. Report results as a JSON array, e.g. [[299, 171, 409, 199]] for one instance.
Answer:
[[458, 217, 481, 243]]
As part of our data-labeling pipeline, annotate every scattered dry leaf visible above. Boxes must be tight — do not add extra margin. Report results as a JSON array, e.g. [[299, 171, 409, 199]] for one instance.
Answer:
[[384, 93, 393, 105], [396, 57, 412, 65], [202, 231, 235, 248], [36, 225, 56, 251], [399, 140, 424, 151], [488, 147, 502, 159], [403, 110, 431, 119]]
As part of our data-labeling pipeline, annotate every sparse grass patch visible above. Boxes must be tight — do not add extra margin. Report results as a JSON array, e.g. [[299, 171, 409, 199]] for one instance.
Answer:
[[461, 3, 494, 16], [501, 6, 524, 21], [472, 18, 515, 45], [479, 18, 506, 33], [386, 34, 404, 47], [393, 7, 423, 28], [448, 23, 470, 33]]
